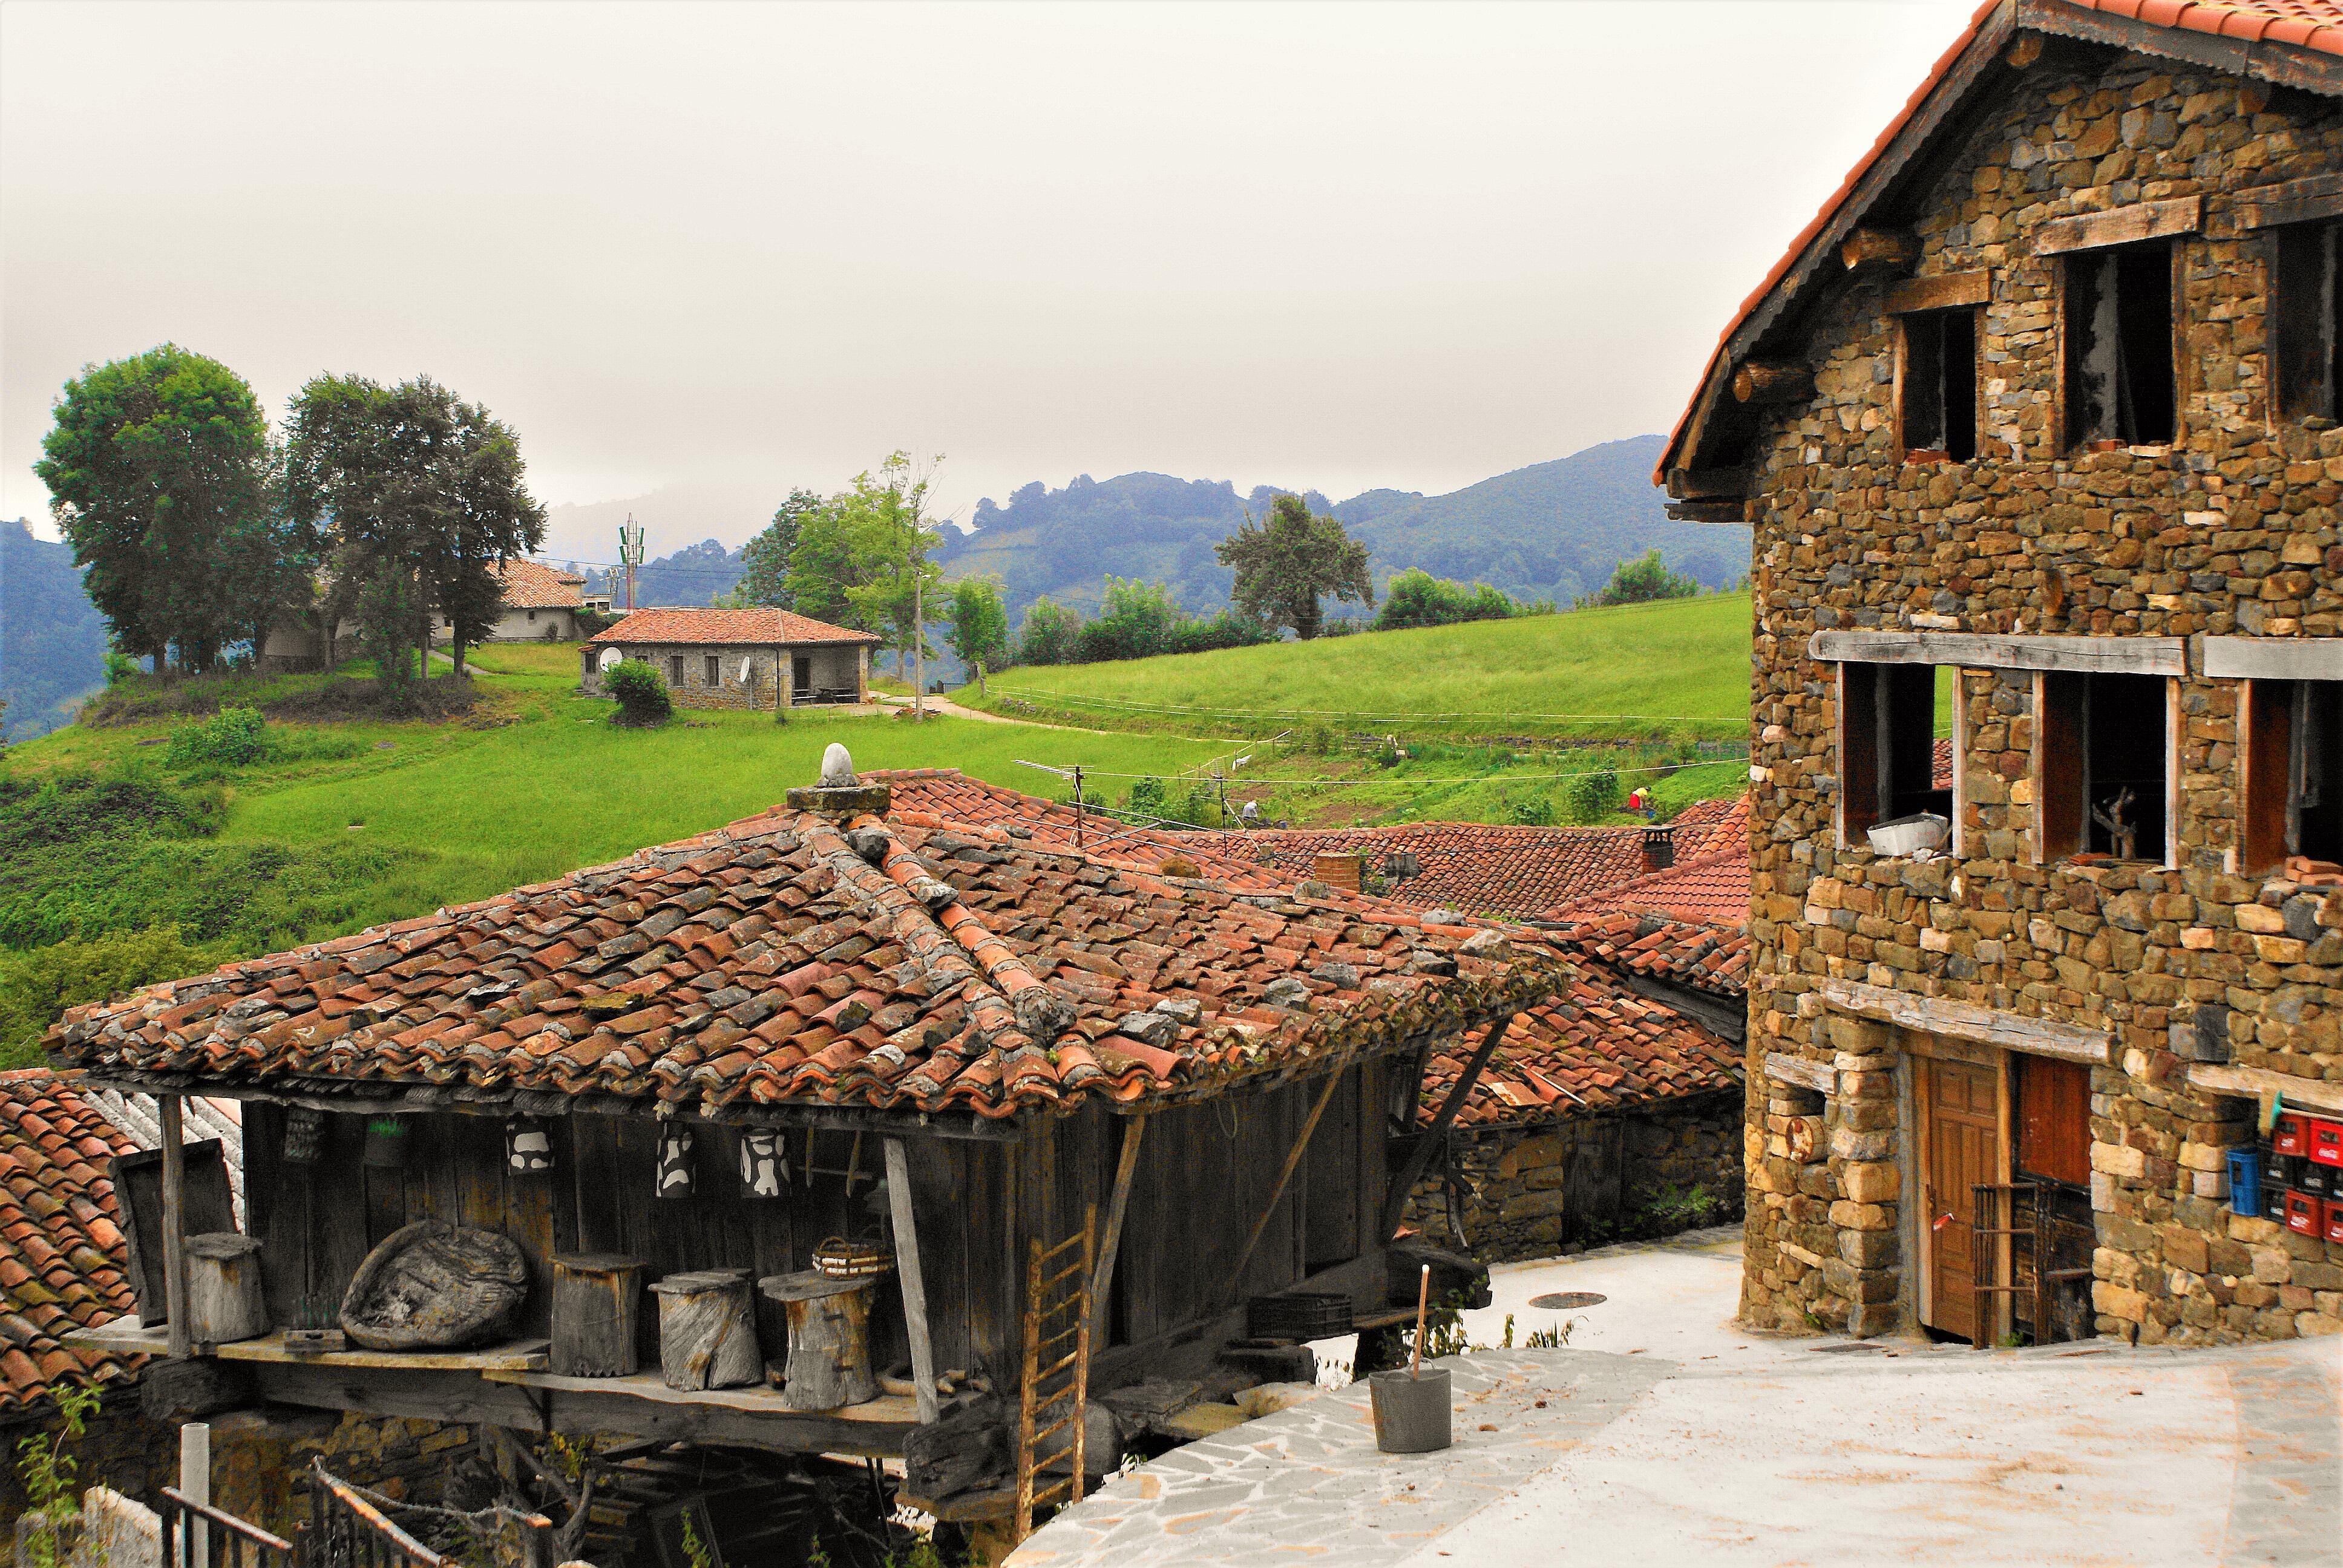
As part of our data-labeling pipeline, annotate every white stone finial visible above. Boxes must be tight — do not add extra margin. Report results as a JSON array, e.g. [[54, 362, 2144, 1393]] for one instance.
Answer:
[[819, 743, 857, 788]]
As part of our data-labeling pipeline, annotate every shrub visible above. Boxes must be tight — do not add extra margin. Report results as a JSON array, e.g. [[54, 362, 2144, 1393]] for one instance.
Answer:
[[1015, 599, 1083, 667], [166, 706, 269, 769], [1567, 765, 1622, 820], [0, 927, 227, 1068], [605, 659, 673, 725], [1127, 777, 1168, 818], [1375, 569, 1531, 632], [103, 649, 140, 685], [1506, 795, 1556, 827]]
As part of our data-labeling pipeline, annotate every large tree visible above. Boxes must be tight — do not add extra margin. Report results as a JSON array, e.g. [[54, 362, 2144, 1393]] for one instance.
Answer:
[[35, 345, 293, 672], [284, 375, 546, 685], [786, 452, 943, 671], [943, 575, 1011, 675], [1214, 493, 1373, 640], [726, 488, 823, 609]]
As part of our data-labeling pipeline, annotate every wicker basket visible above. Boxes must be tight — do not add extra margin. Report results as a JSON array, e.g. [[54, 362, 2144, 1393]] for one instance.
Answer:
[[812, 1236, 896, 1280]]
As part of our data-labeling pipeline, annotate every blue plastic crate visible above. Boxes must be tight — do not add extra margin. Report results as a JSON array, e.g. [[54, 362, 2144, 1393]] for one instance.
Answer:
[[2229, 1148, 2264, 1217]]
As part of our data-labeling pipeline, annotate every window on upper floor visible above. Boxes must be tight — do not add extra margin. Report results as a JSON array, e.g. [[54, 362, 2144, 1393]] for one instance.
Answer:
[[1839, 662, 1955, 848], [2241, 679, 2343, 874], [2035, 671, 2171, 864], [2062, 240, 2176, 449], [1899, 307, 1979, 462], [2273, 221, 2343, 423]]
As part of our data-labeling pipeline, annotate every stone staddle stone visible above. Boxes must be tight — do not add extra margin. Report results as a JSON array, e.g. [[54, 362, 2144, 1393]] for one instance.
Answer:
[[785, 783, 893, 817]]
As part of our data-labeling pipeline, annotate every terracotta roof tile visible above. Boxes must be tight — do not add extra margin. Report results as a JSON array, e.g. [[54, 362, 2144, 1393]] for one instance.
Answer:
[[0, 1071, 141, 1415], [1545, 846, 1751, 928], [492, 559, 585, 610], [588, 608, 880, 647], [1545, 911, 1752, 1000]]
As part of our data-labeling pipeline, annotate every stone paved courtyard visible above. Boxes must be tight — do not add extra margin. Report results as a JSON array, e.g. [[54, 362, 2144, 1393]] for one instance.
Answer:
[[1010, 1230, 2343, 1566]]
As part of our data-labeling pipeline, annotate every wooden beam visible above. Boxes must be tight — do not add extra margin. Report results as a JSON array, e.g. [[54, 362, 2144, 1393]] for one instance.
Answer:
[[1819, 978, 2112, 1064], [2018, 0, 2343, 98], [1886, 270, 1991, 315], [1224, 1073, 1345, 1300], [2204, 636, 2343, 682], [2234, 172, 2343, 232], [2186, 1062, 2343, 1117], [160, 1095, 188, 1360], [1763, 1053, 1837, 1093], [1841, 228, 1919, 273], [1666, 500, 1745, 524], [2002, 30, 2044, 69], [1808, 629, 2186, 676], [2032, 195, 2201, 256], [1732, 363, 1814, 405], [1380, 1015, 1515, 1241], [1666, 466, 1748, 500], [1087, 1116, 1146, 1351], [882, 1137, 940, 1425]]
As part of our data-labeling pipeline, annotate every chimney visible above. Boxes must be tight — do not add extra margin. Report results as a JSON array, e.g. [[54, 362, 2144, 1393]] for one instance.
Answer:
[[1641, 826, 1676, 871], [1311, 852, 1363, 892]]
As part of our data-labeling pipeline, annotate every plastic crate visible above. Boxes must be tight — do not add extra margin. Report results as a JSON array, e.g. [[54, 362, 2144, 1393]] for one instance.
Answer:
[[2285, 1189, 2322, 1237], [2328, 1199, 2343, 1246], [2310, 1117, 2343, 1169], [2302, 1160, 2336, 1199], [2274, 1112, 2309, 1157], [2270, 1151, 2307, 1187], [2229, 1148, 2264, 1217]]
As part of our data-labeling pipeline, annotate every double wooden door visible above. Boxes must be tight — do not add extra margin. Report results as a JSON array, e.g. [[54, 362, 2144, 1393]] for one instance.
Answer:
[[1919, 1054, 1999, 1342]]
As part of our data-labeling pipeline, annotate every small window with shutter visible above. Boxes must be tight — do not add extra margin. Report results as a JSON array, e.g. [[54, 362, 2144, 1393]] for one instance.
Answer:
[[706, 655, 721, 685], [667, 655, 684, 686]]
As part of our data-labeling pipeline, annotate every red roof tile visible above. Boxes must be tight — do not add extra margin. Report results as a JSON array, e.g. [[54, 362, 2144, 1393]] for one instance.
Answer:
[[588, 608, 881, 647], [1547, 911, 1752, 1001], [1547, 847, 1751, 928], [493, 560, 585, 610], [53, 798, 1560, 1123], [1657, 0, 2343, 484], [0, 1071, 141, 1415]]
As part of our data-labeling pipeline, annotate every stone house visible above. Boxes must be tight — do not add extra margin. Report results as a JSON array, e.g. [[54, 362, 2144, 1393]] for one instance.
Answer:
[[1659, 0, 2343, 1345], [438, 560, 589, 644], [582, 607, 879, 710]]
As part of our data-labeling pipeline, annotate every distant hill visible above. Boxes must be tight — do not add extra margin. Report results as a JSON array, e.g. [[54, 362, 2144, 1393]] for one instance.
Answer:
[[0, 519, 108, 742], [934, 436, 1746, 624]]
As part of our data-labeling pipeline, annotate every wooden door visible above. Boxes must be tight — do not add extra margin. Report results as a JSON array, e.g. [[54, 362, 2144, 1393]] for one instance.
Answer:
[[1921, 1055, 1999, 1342]]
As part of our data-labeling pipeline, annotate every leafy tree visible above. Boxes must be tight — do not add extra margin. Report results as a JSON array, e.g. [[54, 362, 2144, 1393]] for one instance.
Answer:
[[1214, 494, 1373, 640], [1581, 549, 1699, 608], [1375, 569, 1533, 631], [1015, 598, 1083, 666], [283, 375, 546, 685], [785, 454, 943, 672], [730, 488, 823, 609], [1077, 577, 1187, 662], [36, 345, 293, 672], [944, 577, 1011, 674], [1567, 765, 1622, 820]]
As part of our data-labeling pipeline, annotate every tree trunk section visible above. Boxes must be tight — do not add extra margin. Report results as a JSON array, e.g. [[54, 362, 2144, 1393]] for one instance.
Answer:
[[650, 1270, 761, 1390], [761, 1270, 879, 1411], [551, 1253, 649, 1377], [184, 1232, 267, 1349]]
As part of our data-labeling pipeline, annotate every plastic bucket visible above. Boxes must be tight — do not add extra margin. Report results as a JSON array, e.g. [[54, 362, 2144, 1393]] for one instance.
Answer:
[[1369, 1367, 1451, 1454]]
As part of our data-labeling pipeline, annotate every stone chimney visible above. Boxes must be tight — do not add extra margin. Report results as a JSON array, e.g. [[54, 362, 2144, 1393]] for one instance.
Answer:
[[1641, 825, 1676, 871]]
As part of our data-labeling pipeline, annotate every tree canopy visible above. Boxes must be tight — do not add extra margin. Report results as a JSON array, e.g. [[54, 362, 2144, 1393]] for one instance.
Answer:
[[1374, 569, 1545, 632], [1582, 548, 1699, 608], [1214, 494, 1372, 640], [943, 576, 1011, 674], [35, 345, 290, 672], [728, 488, 822, 609], [785, 452, 943, 670]]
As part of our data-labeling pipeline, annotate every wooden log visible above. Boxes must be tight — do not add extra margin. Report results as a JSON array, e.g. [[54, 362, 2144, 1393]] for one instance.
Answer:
[[1840, 228, 1919, 272], [1885, 269, 1991, 315], [1380, 1013, 1515, 1240], [550, 1253, 650, 1377], [139, 1356, 257, 1423], [761, 1270, 879, 1411], [2004, 31, 2044, 69], [183, 1233, 267, 1350], [1731, 362, 1813, 405], [649, 1270, 761, 1391], [902, 1394, 1011, 1498], [340, 1221, 530, 1351], [1818, 978, 2112, 1063], [881, 1140, 940, 1425], [1087, 1117, 1147, 1350], [160, 1096, 188, 1359], [2033, 195, 2200, 255]]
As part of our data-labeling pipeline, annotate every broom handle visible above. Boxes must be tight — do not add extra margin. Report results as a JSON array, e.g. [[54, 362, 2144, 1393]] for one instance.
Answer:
[[1412, 1264, 1429, 1379]]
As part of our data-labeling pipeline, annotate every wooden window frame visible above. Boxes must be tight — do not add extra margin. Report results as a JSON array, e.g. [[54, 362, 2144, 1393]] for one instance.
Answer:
[[667, 654, 684, 687], [1893, 307, 1984, 463], [2056, 238, 2187, 453], [1835, 660, 1955, 852], [705, 655, 722, 687], [2030, 671, 2179, 867]]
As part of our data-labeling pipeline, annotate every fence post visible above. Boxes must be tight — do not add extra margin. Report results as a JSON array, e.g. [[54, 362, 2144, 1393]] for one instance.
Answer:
[[180, 1423, 211, 1567]]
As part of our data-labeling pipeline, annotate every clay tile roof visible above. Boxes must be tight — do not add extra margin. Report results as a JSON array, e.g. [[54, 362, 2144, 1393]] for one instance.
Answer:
[[1544, 911, 1753, 1001], [1656, 0, 2343, 485], [51, 795, 1563, 1124], [0, 1071, 141, 1415], [587, 608, 880, 647], [493, 560, 586, 610], [1545, 846, 1751, 929]]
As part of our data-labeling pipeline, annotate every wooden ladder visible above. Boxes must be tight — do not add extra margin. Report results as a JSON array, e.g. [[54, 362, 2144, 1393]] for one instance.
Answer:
[[1014, 1203, 1096, 1543]]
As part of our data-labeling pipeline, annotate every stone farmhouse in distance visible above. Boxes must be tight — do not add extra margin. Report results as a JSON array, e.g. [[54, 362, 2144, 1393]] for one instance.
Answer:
[[582, 606, 880, 710], [1662, 0, 2343, 1347]]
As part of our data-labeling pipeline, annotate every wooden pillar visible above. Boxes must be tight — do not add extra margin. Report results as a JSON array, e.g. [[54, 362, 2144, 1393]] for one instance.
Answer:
[[1088, 1117, 1146, 1348], [160, 1095, 189, 1359], [883, 1138, 940, 1424]]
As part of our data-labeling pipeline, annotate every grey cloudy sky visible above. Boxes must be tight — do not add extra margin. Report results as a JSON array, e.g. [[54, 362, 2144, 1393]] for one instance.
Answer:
[[2, 0, 1973, 558]]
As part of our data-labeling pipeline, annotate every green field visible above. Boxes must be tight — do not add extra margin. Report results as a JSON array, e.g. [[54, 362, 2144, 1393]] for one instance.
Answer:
[[960, 592, 1753, 741]]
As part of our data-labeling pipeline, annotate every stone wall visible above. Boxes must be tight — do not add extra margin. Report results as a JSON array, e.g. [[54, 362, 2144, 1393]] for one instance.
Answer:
[[584, 642, 867, 711], [1402, 1093, 1745, 1263], [1734, 50, 2343, 1345]]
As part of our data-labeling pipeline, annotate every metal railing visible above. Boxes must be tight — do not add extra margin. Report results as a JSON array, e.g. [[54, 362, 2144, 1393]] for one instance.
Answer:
[[307, 1462, 451, 1568], [160, 1487, 296, 1568]]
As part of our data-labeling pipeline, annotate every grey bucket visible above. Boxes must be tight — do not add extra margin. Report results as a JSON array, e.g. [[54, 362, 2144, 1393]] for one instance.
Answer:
[[1369, 1366, 1452, 1454]]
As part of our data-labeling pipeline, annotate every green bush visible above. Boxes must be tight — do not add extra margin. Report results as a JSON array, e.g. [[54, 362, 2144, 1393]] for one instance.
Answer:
[[1374, 570, 1539, 631], [1127, 777, 1168, 818], [1506, 795, 1556, 827], [0, 927, 227, 1067], [604, 659, 673, 725], [166, 706, 269, 769], [1566, 765, 1621, 820]]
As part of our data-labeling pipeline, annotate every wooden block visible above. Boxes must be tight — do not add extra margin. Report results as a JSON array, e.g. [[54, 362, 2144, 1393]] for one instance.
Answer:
[[761, 1270, 879, 1411], [110, 1140, 233, 1325], [1886, 270, 1990, 315], [552, 1253, 650, 1378], [2033, 195, 2201, 255], [185, 1232, 267, 1349], [650, 1270, 762, 1391]]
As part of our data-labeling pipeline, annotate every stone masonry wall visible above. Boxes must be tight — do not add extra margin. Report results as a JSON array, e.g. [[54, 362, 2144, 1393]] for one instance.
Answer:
[[1740, 51, 2343, 1345], [585, 642, 867, 711], [1403, 1093, 1745, 1263]]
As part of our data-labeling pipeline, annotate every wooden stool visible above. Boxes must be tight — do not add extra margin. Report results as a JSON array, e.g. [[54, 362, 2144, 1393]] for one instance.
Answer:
[[650, 1269, 761, 1390], [551, 1253, 650, 1377], [184, 1233, 266, 1350], [760, 1270, 879, 1411]]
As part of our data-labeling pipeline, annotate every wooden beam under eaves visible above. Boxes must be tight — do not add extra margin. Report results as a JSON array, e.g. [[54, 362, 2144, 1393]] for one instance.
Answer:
[[1666, 466, 1747, 500], [1840, 229, 1919, 273], [1732, 363, 1812, 405], [1667, 500, 1745, 524]]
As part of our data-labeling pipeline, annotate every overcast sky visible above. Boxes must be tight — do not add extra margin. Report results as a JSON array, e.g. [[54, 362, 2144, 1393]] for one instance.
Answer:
[[2, 0, 1974, 558]]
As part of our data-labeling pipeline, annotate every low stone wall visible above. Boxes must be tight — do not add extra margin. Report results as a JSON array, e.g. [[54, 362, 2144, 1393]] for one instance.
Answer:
[[1402, 1091, 1746, 1263]]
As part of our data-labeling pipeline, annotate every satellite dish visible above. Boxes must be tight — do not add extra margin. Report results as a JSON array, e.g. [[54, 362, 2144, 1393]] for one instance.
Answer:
[[738, 656, 754, 684], [598, 648, 622, 673]]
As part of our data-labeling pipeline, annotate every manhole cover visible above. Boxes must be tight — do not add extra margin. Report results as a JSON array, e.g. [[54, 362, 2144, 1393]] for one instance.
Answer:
[[1529, 1292, 1606, 1310]]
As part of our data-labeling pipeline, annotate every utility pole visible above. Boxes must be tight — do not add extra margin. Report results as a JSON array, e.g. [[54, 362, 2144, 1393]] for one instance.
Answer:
[[914, 572, 925, 723], [619, 517, 645, 612]]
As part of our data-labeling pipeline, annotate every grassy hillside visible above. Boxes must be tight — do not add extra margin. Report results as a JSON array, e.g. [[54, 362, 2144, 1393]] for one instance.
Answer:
[[963, 592, 1752, 741]]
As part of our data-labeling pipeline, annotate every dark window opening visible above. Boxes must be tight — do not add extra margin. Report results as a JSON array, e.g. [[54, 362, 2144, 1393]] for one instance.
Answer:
[[2274, 221, 2343, 423], [1901, 307, 1979, 462], [2063, 240, 2175, 448], [1840, 662, 1953, 844], [2014, 1055, 2092, 1189], [667, 655, 684, 685], [2039, 671, 2168, 861], [2243, 679, 2343, 873], [705, 655, 722, 685]]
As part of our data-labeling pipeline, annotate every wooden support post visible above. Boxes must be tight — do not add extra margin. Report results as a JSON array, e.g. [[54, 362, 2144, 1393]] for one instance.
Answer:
[[1224, 1073, 1344, 1302], [160, 1094, 189, 1359], [883, 1137, 941, 1425], [1087, 1117, 1147, 1349], [1380, 1014, 1516, 1241]]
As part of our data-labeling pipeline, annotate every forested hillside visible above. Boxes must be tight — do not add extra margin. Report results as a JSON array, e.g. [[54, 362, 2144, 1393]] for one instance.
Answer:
[[0, 519, 108, 741]]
